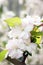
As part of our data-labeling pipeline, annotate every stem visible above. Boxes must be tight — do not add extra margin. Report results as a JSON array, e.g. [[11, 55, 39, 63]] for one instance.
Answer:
[[37, 24, 43, 29], [6, 56, 26, 65]]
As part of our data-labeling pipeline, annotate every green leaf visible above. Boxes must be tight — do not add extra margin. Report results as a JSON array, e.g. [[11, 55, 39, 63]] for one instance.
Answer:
[[5, 17, 22, 27], [0, 50, 8, 61], [31, 27, 42, 45], [31, 31, 43, 36]]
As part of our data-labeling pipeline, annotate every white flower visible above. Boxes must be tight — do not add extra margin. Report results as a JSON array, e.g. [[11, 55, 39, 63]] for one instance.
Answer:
[[24, 25, 34, 32], [6, 38, 26, 51], [23, 15, 42, 26], [9, 49, 23, 59], [22, 18, 29, 27], [18, 39, 26, 50], [19, 31, 30, 39], [6, 39, 18, 50], [32, 16, 42, 25], [8, 27, 22, 38], [22, 15, 34, 31], [26, 15, 34, 24]]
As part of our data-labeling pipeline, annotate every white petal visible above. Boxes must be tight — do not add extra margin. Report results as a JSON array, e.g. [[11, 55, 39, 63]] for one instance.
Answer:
[[9, 50, 17, 58], [24, 25, 34, 32], [6, 39, 18, 50], [15, 49, 23, 59], [9, 49, 23, 59], [18, 39, 26, 50], [19, 31, 30, 39]]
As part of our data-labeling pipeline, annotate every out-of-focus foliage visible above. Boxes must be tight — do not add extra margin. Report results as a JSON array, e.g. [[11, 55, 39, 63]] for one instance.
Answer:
[[0, 6, 3, 17]]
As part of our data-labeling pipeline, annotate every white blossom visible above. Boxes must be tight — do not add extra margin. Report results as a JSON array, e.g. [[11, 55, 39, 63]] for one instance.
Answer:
[[7, 27, 22, 38], [6, 39, 19, 50], [19, 31, 30, 39], [32, 15, 42, 25], [24, 25, 34, 32], [9, 49, 23, 59]]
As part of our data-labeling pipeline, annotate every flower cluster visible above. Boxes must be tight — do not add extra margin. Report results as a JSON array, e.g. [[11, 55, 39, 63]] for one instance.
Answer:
[[5, 15, 43, 60]]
